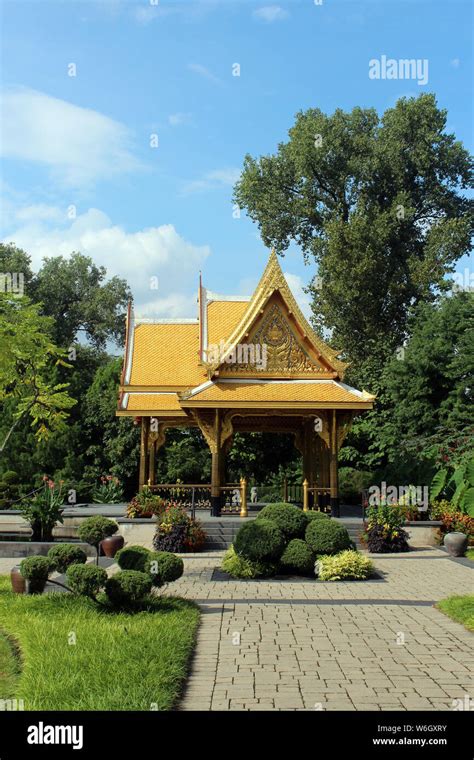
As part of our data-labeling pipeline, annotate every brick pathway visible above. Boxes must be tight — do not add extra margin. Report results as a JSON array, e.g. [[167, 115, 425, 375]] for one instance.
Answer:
[[174, 548, 473, 711]]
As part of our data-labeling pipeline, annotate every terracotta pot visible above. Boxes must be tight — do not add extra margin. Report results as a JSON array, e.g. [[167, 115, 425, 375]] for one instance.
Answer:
[[444, 531, 469, 557], [100, 534, 125, 558], [10, 565, 26, 594]]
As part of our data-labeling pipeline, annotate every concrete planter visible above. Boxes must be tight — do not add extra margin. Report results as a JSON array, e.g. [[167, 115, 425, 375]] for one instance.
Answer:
[[403, 521, 442, 547]]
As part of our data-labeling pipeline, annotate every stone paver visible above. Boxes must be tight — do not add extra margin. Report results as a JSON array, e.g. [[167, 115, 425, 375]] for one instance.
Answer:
[[2, 548, 472, 711], [174, 548, 473, 711]]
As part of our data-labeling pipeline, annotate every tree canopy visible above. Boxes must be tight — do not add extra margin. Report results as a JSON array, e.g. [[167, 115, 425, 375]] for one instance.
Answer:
[[234, 94, 473, 364]]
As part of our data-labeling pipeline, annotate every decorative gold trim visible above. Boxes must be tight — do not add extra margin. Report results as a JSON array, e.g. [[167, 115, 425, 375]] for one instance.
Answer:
[[202, 250, 348, 378]]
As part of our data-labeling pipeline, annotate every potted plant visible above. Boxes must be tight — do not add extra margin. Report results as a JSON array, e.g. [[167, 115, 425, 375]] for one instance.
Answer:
[[153, 504, 207, 553], [77, 515, 122, 563], [19, 556, 52, 594], [126, 487, 165, 519], [18, 477, 66, 541]]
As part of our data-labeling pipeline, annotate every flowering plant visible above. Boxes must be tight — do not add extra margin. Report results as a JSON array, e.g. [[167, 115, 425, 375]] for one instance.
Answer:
[[92, 475, 124, 504], [364, 504, 409, 553], [153, 503, 206, 552], [126, 487, 165, 518], [19, 477, 66, 541]]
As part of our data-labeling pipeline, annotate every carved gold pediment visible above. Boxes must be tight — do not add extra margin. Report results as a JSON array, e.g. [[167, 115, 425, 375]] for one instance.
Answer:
[[219, 301, 329, 376]]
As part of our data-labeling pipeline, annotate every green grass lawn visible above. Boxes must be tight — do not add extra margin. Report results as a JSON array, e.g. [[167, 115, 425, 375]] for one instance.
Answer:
[[0, 576, 199, 710], [436, 595, 474, 632], [465, 548, 474, 561]]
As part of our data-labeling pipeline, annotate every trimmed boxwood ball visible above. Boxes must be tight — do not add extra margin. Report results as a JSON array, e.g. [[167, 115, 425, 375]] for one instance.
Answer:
[[116, 545, 151, 571], [279, 539, 315, 576], [305, 510, 330, 523], [47, 543, 87, 573], [305, 518, 351, 555], [234, 518, 285, 562], [257, 503, 307, 539], [66, 564, 107, 597], [77, 516, 118, 547], [20, 555, 51, 593], [146, 552, 184, 587], [105, 570, 152, 606]]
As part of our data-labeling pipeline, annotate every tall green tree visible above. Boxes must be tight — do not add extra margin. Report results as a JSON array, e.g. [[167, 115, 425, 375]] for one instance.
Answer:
[[0, 295, 76, 456], [342, 292, 474, 484], [31, 253, 131, 349], [234, 94, 473, 365], [82, 357, 140, 497]]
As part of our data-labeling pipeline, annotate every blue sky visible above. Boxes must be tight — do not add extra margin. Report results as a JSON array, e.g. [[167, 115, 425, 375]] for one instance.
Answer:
[[1, 0, 472, 317]]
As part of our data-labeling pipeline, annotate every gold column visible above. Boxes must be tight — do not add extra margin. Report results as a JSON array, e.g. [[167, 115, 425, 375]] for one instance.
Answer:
[[148, 439, 156, 486], [303, 478, 309, 512], [329, 409, 339, 516], [139, 417, 150, 491], [240, 477, 248, 518]]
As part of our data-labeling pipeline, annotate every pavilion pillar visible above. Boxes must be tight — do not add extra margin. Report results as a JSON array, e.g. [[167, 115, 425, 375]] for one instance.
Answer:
[[147, 419, 168, 487], [329, 409, 340, 517], [139, 417, 150, 491], [210, 409, 222, 517], [148, 440, 156, 486]]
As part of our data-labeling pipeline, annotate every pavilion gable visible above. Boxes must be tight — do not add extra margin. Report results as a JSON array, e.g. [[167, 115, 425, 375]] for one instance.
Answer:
[[202, 250, 348, 380]]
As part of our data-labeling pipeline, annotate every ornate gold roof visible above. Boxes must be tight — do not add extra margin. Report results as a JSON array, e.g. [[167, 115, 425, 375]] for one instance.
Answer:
[[117, 249, 373, 416]]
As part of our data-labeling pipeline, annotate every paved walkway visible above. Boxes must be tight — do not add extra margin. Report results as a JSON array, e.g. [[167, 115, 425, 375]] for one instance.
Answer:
[[1, 548, 472, 711], [173, 547, 473, 711]]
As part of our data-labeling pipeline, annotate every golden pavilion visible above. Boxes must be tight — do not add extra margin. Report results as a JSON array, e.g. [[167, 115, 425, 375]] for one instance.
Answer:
[[117, 250, 374, 516]]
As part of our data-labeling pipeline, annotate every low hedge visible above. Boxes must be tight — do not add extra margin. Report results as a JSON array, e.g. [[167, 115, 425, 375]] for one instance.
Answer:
[[316, 550, 375, 581], [305, 518, 352, 555], [279, 539, 315, 576], [234, 519, 285, 562], [257, 503, 307, 539]]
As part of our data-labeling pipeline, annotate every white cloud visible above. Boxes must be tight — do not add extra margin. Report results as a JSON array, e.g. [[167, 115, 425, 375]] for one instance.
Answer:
[[0, 87, 142, 188], [181, 167, 240, 194], [450, 58, 461, 68], [187, 62, 221, 85], [3, 207, 210, 317], [253, 5, 289, 23]]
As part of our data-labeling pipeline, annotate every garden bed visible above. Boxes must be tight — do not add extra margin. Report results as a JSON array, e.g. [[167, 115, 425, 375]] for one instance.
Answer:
[[0, 576, 200, 710], [212, 568, 385, 583]]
